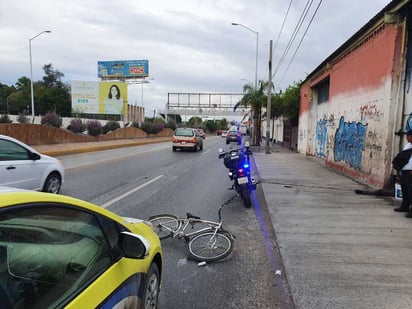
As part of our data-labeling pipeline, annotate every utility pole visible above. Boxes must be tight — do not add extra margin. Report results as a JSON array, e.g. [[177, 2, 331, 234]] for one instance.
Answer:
[[265, 40, 273, 154]]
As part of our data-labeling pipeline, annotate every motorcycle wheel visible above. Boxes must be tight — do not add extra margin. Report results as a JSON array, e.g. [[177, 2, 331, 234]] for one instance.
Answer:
[[240, 186, 252, 208]]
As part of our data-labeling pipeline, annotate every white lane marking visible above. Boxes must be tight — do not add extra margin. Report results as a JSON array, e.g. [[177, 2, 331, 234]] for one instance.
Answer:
[[201, 150, 211, 155], [101, 175, 164, 208]]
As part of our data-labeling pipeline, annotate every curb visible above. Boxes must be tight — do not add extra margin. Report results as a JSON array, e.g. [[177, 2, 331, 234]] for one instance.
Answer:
[[34, 137, 171, 157]]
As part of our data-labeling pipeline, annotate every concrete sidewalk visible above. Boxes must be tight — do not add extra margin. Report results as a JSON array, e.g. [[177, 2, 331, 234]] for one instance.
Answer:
[[253, 145, 411, 309]]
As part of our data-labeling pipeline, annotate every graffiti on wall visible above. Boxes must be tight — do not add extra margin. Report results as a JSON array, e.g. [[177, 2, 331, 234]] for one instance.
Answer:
[[365, 130, 383, 152], [360, 101, 382, 122], [316, 118, 328, 157], [334, 116, 368, 170]]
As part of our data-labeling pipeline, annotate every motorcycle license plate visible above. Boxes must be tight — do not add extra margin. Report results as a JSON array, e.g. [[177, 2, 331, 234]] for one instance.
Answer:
[[238, 177, 249, 185]]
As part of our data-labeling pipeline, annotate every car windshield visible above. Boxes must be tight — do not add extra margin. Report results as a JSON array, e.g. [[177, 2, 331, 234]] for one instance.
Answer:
[[175, 129, 194, 137], [229, 131, 238, 135]]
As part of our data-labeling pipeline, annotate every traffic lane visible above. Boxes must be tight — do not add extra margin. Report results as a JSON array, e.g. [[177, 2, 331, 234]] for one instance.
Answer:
[[134, 153, 280, 308], [59, 141, 171, 171], [61, 137, 281, 308], [110, 139, 280, 308]]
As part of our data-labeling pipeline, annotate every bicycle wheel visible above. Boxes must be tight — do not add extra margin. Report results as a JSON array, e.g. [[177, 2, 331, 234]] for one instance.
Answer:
[[148, 214, 181, 240], [187, 231, 234, 262]]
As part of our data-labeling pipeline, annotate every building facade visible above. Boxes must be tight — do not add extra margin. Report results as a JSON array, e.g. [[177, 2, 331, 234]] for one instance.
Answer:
[[298, 0, 412, 189]]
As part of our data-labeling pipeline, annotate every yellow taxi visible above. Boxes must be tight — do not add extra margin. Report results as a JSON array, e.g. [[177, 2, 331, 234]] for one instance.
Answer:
[[0, 186, 162, 309]]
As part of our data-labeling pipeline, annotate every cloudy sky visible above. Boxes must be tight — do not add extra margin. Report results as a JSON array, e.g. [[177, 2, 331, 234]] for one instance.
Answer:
[[0, 0, 390, 116]]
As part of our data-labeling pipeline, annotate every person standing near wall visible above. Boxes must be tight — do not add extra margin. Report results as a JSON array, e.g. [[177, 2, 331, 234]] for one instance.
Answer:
[[394, 130, 412, 216]]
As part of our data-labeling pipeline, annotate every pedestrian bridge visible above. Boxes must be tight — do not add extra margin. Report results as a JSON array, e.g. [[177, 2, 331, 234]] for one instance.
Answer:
[[163, 92, 249, 118]]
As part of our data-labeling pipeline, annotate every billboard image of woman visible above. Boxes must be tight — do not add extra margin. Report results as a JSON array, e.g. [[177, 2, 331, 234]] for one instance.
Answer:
[[100, 82, 127, 115]]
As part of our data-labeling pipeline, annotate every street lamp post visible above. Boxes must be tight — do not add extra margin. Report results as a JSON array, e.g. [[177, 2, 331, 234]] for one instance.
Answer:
[[231, 23, 258, 91], [29, 30, 51, 123], [232, 22, 259, 144], [140, 78, 154, 120]]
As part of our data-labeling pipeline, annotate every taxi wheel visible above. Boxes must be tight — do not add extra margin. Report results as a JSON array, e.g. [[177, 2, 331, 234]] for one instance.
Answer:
[[141, 263, 160, 309]]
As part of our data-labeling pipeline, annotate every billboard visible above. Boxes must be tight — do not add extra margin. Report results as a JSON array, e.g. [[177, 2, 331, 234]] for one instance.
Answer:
[[98, 60, 149, 78], [99, 82, 128, 115], [71, 81, 128, 115], [71, 81, 99, 114]]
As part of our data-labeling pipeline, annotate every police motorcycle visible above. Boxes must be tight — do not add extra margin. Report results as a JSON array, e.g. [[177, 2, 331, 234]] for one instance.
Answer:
[[218, 141, 257, 208]]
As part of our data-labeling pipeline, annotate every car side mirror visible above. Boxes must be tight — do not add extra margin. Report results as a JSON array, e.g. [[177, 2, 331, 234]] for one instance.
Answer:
[[29, 152, 41, 161], [119, 231, 150, 259]]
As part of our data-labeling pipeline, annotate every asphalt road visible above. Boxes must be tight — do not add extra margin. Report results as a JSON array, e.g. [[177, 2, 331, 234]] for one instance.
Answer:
[[59, 136, 285, 309]]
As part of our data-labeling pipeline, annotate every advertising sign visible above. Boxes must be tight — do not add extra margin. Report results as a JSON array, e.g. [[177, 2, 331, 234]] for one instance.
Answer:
[[98, 60, 149, 78], [71, 81, 128, 115], [99, 82, 128, 115], [71, 81, 99, 113]]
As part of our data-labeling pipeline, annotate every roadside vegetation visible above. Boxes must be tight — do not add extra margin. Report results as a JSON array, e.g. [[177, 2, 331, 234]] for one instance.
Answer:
[[0, 63, 300, 137]]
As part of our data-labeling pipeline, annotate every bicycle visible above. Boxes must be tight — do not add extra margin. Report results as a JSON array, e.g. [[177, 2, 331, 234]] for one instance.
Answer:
[[148, 195, 237, 262]]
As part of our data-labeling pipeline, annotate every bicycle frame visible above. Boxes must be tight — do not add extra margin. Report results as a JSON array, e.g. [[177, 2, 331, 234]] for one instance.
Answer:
[[149, 194, 238, 262], [150, 194, 237, 240], [173, 217, 222, 240]]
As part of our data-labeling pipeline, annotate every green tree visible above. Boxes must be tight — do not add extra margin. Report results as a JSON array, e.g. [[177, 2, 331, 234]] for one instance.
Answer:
[[218, 118, 229, 130], [204, 119, 218, 132], [235, 80, 271, 145], [264, 82, 301, 139], [282, 81, 301, 125], [188, 116, 202, 128], [7, 77, 31, 115], [37, 64, 71, 117], [42, 64, 64, 88], [0, 83, 16, 113]]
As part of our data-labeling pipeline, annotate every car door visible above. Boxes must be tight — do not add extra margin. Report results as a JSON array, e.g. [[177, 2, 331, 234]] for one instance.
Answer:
[[0, 138, 43, 190], [0, 203, 144, 309]]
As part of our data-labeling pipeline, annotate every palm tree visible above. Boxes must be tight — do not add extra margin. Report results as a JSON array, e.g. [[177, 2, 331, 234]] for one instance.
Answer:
[[234, 80, 271, 145]]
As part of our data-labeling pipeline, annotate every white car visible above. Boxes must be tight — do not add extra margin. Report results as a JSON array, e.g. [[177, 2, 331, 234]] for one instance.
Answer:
[[0, 134, 64, 193]]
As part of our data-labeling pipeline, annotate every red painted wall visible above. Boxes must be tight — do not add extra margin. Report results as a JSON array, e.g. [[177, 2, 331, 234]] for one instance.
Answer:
[[331, 25, 398, 97], [299, 23, 399, 114]]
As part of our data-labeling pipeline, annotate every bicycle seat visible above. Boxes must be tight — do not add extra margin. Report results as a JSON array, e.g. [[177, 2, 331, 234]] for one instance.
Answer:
[[186, 213, 201, 220]]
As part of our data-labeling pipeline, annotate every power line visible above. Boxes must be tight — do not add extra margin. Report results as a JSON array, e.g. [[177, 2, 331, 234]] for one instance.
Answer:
[[278, 0, 323, 86], [272, 0, 314, 81], [273, 0, 293, 57], [263, 0, 293, 83]]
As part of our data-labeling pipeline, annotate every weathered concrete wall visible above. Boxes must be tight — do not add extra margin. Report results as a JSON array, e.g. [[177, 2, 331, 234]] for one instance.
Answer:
[[0, 123, 173, 146], [298, 22, 403, 189]]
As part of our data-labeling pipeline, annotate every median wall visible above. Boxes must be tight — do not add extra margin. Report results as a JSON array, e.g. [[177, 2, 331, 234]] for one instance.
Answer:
[[0, 123, 173, 145]]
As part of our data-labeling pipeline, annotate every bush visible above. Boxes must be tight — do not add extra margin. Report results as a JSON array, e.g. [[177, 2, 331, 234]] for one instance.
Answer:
[[17, 113, 29, 123], [165, 119, 177, 130], [131, 122, 140, 128], [67, 118, 86, 133], [86, 119, 102, 136], [140, 121, 163, 134], [0, 114, 12, 123], [41, 112, 62, 128], [102, 120, 120, 134]]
